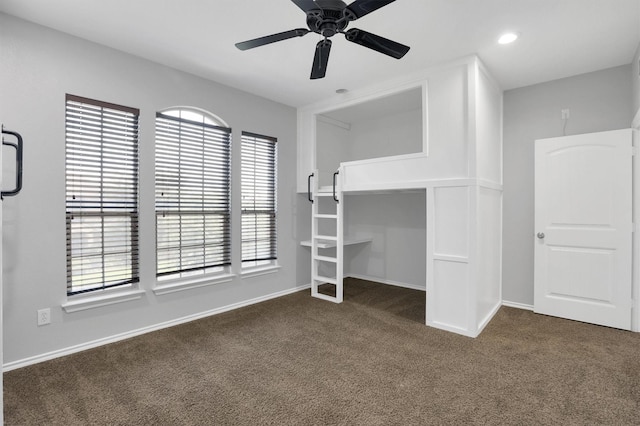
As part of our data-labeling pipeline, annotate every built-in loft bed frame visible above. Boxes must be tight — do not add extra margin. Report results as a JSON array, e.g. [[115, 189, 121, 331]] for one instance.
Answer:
[[297, 55, 503, 337]]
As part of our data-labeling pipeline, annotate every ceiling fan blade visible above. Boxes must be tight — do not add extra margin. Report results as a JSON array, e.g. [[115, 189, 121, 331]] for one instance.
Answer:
[[291, 0, 320, 13], [235, 28, 309, 51], [344, 28, 409, 59], [311, 39, 332, 79], [345, 0, 396, 20]]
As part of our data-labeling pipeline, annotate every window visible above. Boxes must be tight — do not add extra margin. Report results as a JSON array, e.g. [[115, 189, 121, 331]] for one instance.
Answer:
[[241, 132, 277, 268], [65, 94, 139, 295], [155, 108, 232, 280]]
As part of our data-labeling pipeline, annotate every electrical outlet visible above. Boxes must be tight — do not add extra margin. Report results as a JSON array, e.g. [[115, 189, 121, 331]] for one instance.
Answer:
[[37, 308, 51, 326], [561, 109, 570, 120]]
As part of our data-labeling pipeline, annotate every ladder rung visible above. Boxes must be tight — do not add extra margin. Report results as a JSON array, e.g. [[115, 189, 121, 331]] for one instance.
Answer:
[[314, 214, 338, 219], [313, 255, 337, 263], [313, 275, 338, 285], [316, 193, 335, 197], [314, 235, 337, 241]]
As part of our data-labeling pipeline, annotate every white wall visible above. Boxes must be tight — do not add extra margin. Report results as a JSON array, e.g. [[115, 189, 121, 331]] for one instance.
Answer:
[[475, 65, 503, 185], [0, 14, 298, 365], [344, 192, 426, 290], [502, 65, 632, 306]]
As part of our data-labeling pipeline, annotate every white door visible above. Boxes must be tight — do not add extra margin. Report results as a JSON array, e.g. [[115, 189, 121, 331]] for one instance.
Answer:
[[534, 129, 633, 330]]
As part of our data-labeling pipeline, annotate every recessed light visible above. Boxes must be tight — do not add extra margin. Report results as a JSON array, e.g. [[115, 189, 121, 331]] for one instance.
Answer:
[[498, 32, 519, 45], [336, 88, 348, 94]]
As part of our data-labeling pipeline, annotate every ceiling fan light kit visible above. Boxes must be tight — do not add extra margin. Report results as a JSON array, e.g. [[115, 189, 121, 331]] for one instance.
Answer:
[[235, 0, 410, 80]]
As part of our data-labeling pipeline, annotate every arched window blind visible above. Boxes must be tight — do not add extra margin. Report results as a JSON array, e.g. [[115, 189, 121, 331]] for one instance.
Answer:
[[65, 94, 140, 295], [155, 110, 232, 278], [241, 131, 277, 266]]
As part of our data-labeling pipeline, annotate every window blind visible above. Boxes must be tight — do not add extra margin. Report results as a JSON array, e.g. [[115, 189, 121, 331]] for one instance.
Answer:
[[241, 131, 277, 264], [155, 112, 232, 277], [65, 94, 140, 295]]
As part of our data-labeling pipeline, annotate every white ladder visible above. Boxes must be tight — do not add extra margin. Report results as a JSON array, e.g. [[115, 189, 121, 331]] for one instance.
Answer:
[[309, 169, 343, 303]]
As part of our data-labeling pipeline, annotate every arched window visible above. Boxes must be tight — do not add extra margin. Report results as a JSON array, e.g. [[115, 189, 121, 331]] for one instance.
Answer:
[[158, 107, 227, 128], [155, 107, 232, 279]]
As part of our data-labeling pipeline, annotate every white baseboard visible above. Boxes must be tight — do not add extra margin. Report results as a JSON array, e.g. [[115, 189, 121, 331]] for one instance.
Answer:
[[502, 300, 534, 311], [346, 274, 426, 292], [476, 301, 502, 335], [427, 320, 478, 338], [4, 284, 311, 372], [428, 300, 502, 338]]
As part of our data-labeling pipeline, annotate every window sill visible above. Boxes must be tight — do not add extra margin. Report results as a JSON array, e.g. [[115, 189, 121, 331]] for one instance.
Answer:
[[153, 273, 236, 296], [241, 265, 281, 279], [62, 288, 146, 313]]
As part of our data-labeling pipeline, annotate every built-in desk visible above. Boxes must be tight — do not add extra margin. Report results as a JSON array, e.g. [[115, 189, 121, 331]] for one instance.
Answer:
[[300, 237, 372, 249]]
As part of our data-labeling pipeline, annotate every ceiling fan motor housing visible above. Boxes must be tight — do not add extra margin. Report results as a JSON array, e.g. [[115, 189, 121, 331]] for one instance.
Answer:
[[306, 0, 352, 37]]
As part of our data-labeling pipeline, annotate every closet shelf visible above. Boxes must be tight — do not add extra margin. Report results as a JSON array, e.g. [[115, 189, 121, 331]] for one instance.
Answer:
[[300, 237, 372, 249]]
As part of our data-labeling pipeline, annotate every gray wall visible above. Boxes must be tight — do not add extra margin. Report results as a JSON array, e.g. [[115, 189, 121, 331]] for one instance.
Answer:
[[315, 108, 422, 188], [634, 43, 640, 119], [316, 120, 351, 187], [502, 65, 633, 306], [0, 14, 298, 364], [344, 192, 426, 290], [348, 109, 422, 162]]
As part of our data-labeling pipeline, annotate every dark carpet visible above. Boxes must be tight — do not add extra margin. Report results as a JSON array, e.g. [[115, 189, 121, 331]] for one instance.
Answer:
[[4, 278, 640, 425]]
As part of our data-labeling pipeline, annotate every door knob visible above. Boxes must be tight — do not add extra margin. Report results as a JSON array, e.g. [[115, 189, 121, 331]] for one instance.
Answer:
[[537, 232, 545, 239]]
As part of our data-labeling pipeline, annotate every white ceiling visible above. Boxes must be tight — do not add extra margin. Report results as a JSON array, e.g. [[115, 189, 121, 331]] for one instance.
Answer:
[[1, 0, 639, 108]]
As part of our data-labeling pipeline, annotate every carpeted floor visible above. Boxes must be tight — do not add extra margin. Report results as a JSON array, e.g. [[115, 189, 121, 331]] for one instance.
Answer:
[[4, 278, 640, 425]]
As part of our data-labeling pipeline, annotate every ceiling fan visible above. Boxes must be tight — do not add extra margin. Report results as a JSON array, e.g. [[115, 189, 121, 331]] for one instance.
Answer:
[[235, 0, 410, 80]]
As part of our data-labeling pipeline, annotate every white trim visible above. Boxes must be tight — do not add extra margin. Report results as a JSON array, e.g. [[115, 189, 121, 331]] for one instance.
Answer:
[[153, 273, 236, 296], [317, 114, 351, 131], [432, 254, 469, 264], [476, 301, 502, 335], [346, 274, 426, 292], [425, 187, 436, 327], [502, 300, 534, 311], [341, 151, 426, 167], [476, 179, 503, 191], [5, 284, 311, 372], [62, 289, 146, 313], [241, 265, 281, 279], [428, 302, 499, 338], [427, 321, 479, 338], [341, 178, 503, 194], [632, 108, 640, 129], [633, 124, 640, 332], [422, 81, 429, 155]]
